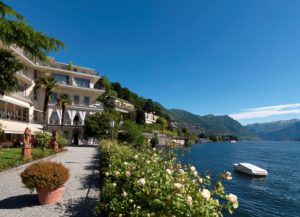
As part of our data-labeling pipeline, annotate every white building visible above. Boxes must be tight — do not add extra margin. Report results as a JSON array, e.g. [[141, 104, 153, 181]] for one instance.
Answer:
[[145, 112, 159, 124], [0, 43, 105, 146], [107, 96, 135, 113]]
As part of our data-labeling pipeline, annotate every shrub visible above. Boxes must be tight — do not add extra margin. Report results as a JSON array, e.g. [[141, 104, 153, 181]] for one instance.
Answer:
[[150, 136, 159, 147], [119, 120, 146, 147], [20, 161, 70, 191], [95, 140, 238, 216], [56, 132, 69, 147], [35, 131, 51, 149]]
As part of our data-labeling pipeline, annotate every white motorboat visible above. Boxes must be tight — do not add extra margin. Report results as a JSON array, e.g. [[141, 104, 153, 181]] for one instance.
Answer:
[[233, 163, 268, 176]]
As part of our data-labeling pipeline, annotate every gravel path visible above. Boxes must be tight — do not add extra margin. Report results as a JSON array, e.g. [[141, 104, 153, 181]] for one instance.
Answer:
[[0, 147, 100, 217]]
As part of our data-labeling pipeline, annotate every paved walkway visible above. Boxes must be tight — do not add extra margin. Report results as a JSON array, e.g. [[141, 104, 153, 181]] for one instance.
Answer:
[[0, 147, 100, 217]]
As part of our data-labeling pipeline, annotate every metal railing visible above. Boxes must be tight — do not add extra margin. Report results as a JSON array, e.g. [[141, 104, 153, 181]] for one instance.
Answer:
[[0, 110, 29, 122]]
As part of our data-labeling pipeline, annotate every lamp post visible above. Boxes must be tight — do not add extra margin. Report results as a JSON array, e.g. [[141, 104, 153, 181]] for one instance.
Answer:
[[109, 119, 115, 140]]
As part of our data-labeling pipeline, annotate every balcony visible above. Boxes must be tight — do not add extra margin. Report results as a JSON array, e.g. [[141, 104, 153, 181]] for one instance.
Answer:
[[10, 91, 32, 104], [48, 117, 84, 127], [0, 101, 29, 123], [48, 102, 103, 112], [15, 71, 34, 85]]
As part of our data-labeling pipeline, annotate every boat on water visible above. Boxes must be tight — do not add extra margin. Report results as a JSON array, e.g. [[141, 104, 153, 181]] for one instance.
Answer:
[[230, 140, 237, 143], [233, 163, 268, 176]]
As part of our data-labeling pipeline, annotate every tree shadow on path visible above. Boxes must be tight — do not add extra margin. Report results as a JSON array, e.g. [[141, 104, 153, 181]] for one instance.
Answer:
[[0, 194, 39, 209], [63, 152, 100, 216]]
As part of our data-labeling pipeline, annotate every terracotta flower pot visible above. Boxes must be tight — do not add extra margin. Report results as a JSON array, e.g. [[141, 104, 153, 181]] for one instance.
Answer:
[[36, 185, 65, 205]]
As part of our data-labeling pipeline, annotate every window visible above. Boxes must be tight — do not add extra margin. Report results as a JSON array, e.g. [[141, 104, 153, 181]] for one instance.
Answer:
[[74, 95, 80, 105], [34, 70, 38, 79], [74, 78, 90, 88], [84, 96, 90, 106], [50, 92, 58, 103], [52, 73, 70, 85], [33, 87, 37, 100], [34, 110, 38, 121]]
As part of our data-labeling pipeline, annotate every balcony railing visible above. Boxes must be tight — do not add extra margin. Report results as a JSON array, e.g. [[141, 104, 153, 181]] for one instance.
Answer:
[[0, 110, 29, 122], [48, 119, 83, 126], [12, 46, 96, 75], [11, 91, 32, 102], [48, 102, 103, 111]]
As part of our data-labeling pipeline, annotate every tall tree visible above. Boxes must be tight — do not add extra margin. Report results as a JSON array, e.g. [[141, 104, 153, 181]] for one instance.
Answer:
[[35, 75, 58, 130], [56, 94, 71, 132], [0, 1, 63, 94], [0, 49, 23, 94]]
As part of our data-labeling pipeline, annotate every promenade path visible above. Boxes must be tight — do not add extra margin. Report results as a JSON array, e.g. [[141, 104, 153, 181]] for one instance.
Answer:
[[0, 147, 100, 217]]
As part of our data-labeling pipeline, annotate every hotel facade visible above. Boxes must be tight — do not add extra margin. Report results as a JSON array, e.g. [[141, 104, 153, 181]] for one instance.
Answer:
[[0, 43, 105, 146]]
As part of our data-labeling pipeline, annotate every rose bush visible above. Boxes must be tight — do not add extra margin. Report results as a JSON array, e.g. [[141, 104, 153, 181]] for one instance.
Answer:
[[96, 140, 238, 216]]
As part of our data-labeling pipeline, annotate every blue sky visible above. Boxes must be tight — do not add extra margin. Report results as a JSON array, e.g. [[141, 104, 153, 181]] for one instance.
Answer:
[[6, 0, 300, 125]]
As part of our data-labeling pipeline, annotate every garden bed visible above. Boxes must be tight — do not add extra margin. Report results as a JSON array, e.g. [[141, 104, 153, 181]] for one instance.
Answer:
[[0, 147, 59, 172], [96, 140, 238, 216]]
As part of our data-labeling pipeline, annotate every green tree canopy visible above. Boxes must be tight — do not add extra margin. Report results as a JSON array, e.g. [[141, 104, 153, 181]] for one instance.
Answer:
[[84, 110, 120, 139], [119, 120, 146, 148], [0, 49, 23, 94], [0, 1, 63, 95]]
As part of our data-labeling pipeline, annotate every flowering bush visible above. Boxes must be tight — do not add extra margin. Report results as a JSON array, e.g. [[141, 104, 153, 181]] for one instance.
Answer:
[[35, 131, 51, 149], [96, 140, 238, 216], [56, 132, 69, 147]]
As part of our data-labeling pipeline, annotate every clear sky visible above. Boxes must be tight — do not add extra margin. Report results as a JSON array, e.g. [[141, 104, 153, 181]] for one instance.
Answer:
[[6, 0, 300, 125]]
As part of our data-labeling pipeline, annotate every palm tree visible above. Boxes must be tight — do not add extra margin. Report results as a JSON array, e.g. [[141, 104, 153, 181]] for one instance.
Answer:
[[35, 74, 58, 131], [56, 94, 72, 132]]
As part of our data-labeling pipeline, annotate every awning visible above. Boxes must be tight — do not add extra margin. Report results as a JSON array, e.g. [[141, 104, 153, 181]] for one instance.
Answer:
[[0, 119, 43, 135]]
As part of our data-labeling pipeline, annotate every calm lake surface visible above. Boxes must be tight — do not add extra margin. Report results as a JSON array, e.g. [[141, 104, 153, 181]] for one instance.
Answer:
[[176, 141, 300, 217]]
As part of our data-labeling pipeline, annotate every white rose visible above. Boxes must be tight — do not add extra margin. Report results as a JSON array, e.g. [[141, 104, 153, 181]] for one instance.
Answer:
[[206, 175, 210, 180], [122, 191, 128, 197], [114, 171, 120, 176], [124, 162, 128, 166], [226, 193, 238, 208], [112, 183, 117, 187], [105, 172, 110, 176], [225, 171, 232, 180], [200, 189, 211, 200], [215, 199, 219, 206], [179, 169, 185, 174], [173, 182, 183, 189], [190, 166, 196, 171], [137, 178, 146, 187], [146, 160, 151, 164], [199, 178, 203, 183], [166, 169, 172, 175], [125, 171, 131, 177], [193, 171, 198, 177], [185, 196, 193, 206]]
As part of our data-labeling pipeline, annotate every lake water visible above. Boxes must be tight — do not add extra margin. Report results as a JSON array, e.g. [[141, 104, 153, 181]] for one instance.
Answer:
[[176, 141, 300, 217]]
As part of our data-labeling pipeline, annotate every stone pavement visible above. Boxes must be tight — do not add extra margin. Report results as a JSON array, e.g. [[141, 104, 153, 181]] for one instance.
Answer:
[[0, 147, 100, 217]]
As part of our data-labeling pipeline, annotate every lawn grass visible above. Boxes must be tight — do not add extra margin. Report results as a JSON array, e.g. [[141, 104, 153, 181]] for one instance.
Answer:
[[0, 148, 56, 172]]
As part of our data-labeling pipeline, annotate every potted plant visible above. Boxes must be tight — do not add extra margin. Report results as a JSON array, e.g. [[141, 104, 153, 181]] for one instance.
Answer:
[[20, 161, 70, 204]]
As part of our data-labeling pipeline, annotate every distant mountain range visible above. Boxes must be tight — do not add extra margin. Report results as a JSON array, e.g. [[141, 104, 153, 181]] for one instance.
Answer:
[[165, 109, 255, 139], [246, 119, 300, 141], [164, 108, 300, 141]]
